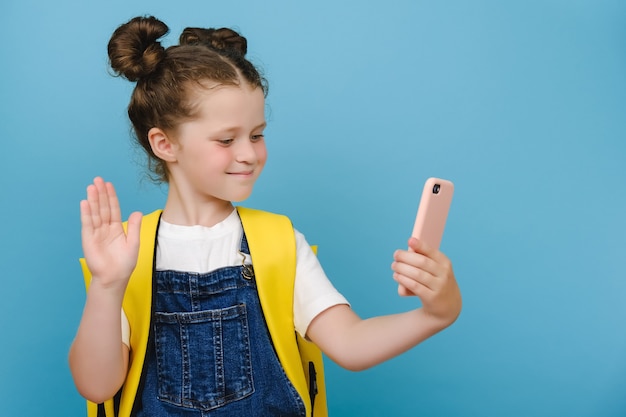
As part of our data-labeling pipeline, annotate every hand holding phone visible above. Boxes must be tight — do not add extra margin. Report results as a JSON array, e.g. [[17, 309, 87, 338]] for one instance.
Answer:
[[398, 177, 454, 296]]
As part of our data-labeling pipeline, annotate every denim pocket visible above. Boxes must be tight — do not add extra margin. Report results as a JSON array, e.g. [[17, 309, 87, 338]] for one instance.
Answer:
[[154, 304, 253, 411]]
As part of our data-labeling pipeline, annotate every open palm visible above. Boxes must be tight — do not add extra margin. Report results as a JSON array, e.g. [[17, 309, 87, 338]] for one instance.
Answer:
[[80, 177, 142, 287]]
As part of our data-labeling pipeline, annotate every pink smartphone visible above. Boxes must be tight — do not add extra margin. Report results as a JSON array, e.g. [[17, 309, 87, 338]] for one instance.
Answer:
[[411, 177, 454, 250], [399, 177, 454, 296]]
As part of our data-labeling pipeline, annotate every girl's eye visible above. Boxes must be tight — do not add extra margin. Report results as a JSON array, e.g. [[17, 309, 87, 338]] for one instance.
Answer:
[[218, 139, 234, 145], [251, 134, 265, 142]]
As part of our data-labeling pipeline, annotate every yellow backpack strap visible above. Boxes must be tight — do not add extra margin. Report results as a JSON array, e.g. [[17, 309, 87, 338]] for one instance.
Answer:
[[296, 247, 328, 417], [79, 209, 163, 417], [237, 207, 328, 417]]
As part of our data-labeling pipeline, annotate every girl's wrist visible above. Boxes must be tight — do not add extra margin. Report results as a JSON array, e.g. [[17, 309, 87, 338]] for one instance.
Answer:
[[87, 277, 128, 303]]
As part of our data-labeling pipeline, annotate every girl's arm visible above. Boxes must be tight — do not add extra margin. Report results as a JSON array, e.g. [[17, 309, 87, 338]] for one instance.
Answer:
[[306, 237, 461, 371], [69, 177, 142, 403], [69, 283, 130, 402]]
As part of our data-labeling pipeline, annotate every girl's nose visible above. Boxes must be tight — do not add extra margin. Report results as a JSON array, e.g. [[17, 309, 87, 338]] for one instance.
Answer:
[[234, 139, 258, 163]]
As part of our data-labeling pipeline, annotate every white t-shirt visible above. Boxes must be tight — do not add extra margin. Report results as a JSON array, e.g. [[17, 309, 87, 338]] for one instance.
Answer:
[[121, 209, 348, 346]]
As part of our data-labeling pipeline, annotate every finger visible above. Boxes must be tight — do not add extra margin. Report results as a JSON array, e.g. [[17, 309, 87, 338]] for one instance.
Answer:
[[93, 177, 111, 224], [397, 284, 415, 297], [393, 271, 431, 299], [408, 238, 452, 272], [408, 237, 438, 258], [394, 248, 439, 278], [105, 181, 122, 224], [86, 183, 102, 228], [125, 211, 143, 250], [391, 259, 437, 291], [80, 199, 93, 234]]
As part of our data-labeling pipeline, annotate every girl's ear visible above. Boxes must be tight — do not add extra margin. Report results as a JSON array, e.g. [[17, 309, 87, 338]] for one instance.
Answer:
[[148, 128, 177, 162]]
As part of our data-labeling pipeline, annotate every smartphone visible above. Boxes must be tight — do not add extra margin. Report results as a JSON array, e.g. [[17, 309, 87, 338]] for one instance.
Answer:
[[399, 177, 454, 296], [411, 177, 454, 250]]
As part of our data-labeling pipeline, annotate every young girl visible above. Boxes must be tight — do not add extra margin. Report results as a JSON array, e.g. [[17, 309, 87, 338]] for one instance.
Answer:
[[69, 16, 462, 417]]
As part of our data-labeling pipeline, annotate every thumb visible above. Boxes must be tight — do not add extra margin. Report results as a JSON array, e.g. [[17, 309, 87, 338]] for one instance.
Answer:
[[408, 236, 435, 256], [126, 211, 143, 249]]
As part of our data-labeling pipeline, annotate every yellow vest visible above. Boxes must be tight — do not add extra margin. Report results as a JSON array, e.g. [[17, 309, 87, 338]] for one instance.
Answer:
[[80, 207, 328, 417]]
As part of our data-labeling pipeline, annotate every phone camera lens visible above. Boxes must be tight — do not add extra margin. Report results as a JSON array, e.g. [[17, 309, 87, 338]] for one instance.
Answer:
[[433, 184, 441, 194]]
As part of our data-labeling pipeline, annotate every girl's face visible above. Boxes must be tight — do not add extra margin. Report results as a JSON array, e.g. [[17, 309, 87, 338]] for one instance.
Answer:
[[166, 84, 267, 204]]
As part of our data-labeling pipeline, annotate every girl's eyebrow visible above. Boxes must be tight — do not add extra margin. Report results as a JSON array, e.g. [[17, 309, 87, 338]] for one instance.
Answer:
[[215, 121, 267, 134], [208, 121, 266, 138]]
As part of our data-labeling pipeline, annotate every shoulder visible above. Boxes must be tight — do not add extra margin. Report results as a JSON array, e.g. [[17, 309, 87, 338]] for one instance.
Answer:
[[122, 209, 163, 228], [236, 206, 290, 221], [236, 206, 314, 246], [236, 206, 294, 235]]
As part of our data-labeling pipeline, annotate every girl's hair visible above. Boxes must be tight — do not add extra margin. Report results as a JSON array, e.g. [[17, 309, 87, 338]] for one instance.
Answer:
[[107, 16, 267, 182]]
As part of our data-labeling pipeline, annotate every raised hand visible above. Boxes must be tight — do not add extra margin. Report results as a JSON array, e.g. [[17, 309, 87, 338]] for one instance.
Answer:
[[80, 177, 142, 288]]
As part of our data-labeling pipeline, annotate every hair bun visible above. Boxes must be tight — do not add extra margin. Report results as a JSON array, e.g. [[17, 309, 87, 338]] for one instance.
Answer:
[[179, 27, 247, 56], [108, 16, 169, 82]]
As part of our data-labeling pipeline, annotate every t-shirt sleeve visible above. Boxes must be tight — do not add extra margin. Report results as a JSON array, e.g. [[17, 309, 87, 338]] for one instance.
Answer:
[[121, 309, 130, 348], [293, 229, 350, 338]]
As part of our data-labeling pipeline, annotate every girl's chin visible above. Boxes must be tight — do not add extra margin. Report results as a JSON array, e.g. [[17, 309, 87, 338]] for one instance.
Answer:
[[227, 190, 254, 203]]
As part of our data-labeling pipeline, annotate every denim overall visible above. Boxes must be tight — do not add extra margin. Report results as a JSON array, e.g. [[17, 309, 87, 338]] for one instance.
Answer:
[[135, 232, 306, 416]]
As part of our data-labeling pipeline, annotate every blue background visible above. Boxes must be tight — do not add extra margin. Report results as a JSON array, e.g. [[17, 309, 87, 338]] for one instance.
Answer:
[[1, 0, 625, 416]]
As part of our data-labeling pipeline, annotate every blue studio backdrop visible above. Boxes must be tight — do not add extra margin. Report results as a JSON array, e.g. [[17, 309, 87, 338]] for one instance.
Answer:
[[1, 1, 625, 416]]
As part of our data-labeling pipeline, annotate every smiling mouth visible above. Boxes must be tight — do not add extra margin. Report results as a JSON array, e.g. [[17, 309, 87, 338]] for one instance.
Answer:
[[228, 171, 254, 176]]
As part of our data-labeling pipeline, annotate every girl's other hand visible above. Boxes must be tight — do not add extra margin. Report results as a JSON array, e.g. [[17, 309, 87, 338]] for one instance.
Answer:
[[391, 238, 461, 327], [80, 177, 142, 289]]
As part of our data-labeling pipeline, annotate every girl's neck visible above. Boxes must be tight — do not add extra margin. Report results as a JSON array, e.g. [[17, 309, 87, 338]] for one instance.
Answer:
[[161, 185, 235, 227]]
